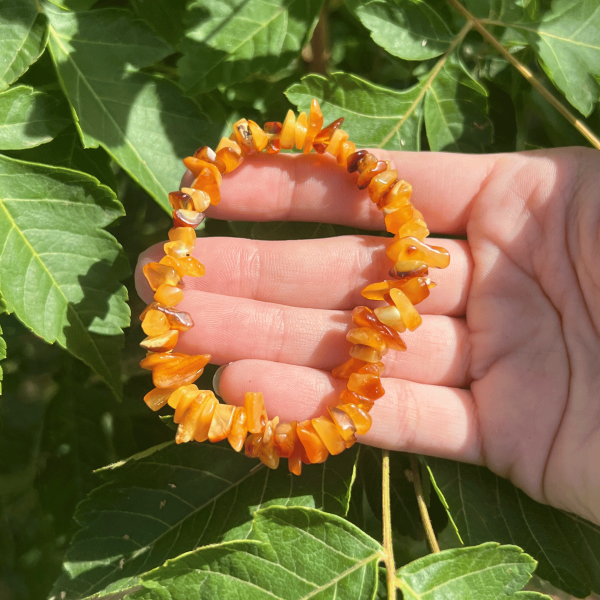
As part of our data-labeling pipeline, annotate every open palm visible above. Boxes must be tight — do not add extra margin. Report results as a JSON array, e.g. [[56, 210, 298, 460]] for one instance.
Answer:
[[137, 147, 600, 525]]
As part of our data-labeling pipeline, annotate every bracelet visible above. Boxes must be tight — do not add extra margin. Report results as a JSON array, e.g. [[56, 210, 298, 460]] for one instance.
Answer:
[[139, 99, 450, 475]]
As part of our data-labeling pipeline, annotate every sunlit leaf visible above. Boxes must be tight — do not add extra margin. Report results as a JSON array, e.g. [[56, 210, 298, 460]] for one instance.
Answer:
[[0, 0, 48, 91], [51, 441, 359, 599], [178, 0, 323, 94], [397, 542, 548, 600], [346, 0, 454, 60], [427, 458, 600, 598], [44, 4, 218, 211], [132, 506, 381, 600], [424, 54, 492, 151], [286, 72, 424, 150], [0, 154, 129, 398], [0, 85, 70, 150]]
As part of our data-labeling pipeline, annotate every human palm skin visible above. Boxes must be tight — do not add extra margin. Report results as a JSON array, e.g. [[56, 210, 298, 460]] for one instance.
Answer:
[[136, 147, 600, 526]]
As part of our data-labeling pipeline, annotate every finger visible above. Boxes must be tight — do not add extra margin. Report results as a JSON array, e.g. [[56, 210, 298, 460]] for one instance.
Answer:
[[216, 360, 482, 465], [137, 236, 472, 316], [136, 289, 471, 388], [181, 151, 499, 234]]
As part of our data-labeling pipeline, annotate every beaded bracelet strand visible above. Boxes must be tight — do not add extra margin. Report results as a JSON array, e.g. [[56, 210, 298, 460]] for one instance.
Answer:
[[139, 99, 450, 475]]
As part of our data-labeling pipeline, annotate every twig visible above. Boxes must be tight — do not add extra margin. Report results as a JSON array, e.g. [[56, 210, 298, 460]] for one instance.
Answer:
[[410, 454, 440, 554], [381, 450, 398, 599], [445, 0, 600, 150], [308, 1, 330, 74]]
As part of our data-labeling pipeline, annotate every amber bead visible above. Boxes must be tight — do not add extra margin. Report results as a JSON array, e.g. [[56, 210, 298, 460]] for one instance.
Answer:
[[332, 357, 367, 379], [193, 146, 226, 174], [357, 362, 384, 375], [385, 207, 429, 238], [364, 277, 437, 301], [357, 160, 387, 189], [216, 136, 242, 154], [310, 416, 346, 455], [337, 403, 372, 435], [303, 99, 324, 154], [193, 392, 218, 442], [168, 190, 195, 211], [274, 421, 296, 458], [326, 128, 349, 157], [389, 288, 422, 331], [208, 403, 236, 442], [142, 309, 169, 337], [347, 327, 388, 353], [295, 112, 308, 149], [374, 305, 406, 332], [339, 389, 374, 412], [399, 277, 431, 305], [154, 284, 184, 307], [296, 420, 329, 463], [152, 354, 211, 388], [140, 302, 194, 331], [164, 240, 192, 258], [287, 433, 303, 475], [228, 406, 249, 452], [173, 209, 205, 229], [177, 256, 205, 277], [349, 344, 383, 363], [264, 121, 282, 154], [244, 392, 268, 433], [389, 261, 429, 279], [327, 406, 357, 447], [232, 119, 254, 152], [160, 256, 184, 276], [144, 386, 176, 411], [382, 180, 413, 214], [140, 329, 179, 352], [388, 236, 450, 269], [169, 227, 196, 247], [336, 140, 356, 168], [257, 418, 280, 469], [245, 120, 267, 152], [181, 187, 212, 212], [368, 170, 398, 206], [139, 351, 186, 370], [175, 394, 203, 444], [244, 432, 263, 458], [191, 168, 221, 206], [351, 306, 406, 351], [143, 262, 181, 292], [274, 111, 293, 149], [183, 157, 223, 185], [168, 384, 197, 410], [348, 372, 384, 399], [313, 117, 344, 153], [215, 139, 244, 173], [346, 150, 376, 174]]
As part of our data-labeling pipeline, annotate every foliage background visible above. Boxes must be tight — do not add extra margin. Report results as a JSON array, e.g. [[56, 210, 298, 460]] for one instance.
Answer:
[[0, 0, 599, 598]]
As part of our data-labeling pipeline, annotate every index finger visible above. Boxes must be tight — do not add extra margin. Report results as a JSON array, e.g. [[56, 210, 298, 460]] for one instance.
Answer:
[[181, 150, 499, 235]]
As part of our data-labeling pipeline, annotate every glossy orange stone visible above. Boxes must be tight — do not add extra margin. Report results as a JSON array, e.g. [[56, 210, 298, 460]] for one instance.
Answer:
[[346, 150, 376, 174], [140, 329, 179, 352], [143, 262, 181, 292], [263, 121, 282, 154], [169, 227, 196, 247], [215, 141, 244, 173], [180, 187, 212, 212], [168, 190, 195, 211], [193, 392, 218, 442], [183, 157, 223, 185], [232, 119, 254, 152], [399, 277, 431, 305], [374, 304, 406, 332], [191, 168, 221, 205], [326, 128, 349, 157], [336, 403, 372, 435], [280, 110, 296, 149], [336, 140, 356, 168], [389, 288, 422, 331], [357, 362, 384, 375], [347, 327, 387, 353], [144, 386, 176, 411], [313, 117, 344, 153], [349, 344, 383, 363], [141, 309, 169, 337], [327, 406, 357, 447], [339, 389, 374, 411], [152, 354, 211, 388], [208, 403, 236, 442], [357, 160, 387, 189], [193, 146, 226, 174], [171, 385, 200, 421], [257, 418, 280, 469], [164, 240, 192, 258], [158, 256, 186, 277], [311, 416, 346, 455], [139, 351, 187, 370], [303, 99, 324, 154], [177, 256, 205, 277], [248, 120, 268, 152], [351, 306, 406, 351], [274, 421, 296, 458], [140, 302, 194, 331], [287, 427, 303, 475], [244, 392, 268, 434], [154, 284, 184, 307], [295, 112, 308, 149], [388, 237, 450, 269], [381, 180, 412, 213], [296, 420, 329, 463], [172, 209, 205, 229], [332, 357, 368, 379], [390, 260, 429, 279], [348, 372, 385, 399], [228, 406, 249, 452], [368, 170, 398, 206]]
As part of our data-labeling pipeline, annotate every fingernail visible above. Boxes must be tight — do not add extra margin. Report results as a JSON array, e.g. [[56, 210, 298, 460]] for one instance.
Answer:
[[213, 363, 230, 397]]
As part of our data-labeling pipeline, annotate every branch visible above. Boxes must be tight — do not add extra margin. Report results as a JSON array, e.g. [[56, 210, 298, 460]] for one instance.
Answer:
[[410, 454, 440, 554], [381, 450, 398, 599], [446, 0, 600, 150]]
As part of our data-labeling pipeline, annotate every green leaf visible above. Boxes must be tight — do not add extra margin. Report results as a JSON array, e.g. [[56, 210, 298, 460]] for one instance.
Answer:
[[346, 0, 454, 60], [0, 293, 6, 394], [0, 85, 71, 150], [396, 542, 543, 600], [133, 506, 381, 600], [51, 441, 359, 599], [286, 72, 424, 150], [426, 458, 600, 598], [0, 154, 129, 398], [133, 0, 190, 47], [424, 55, 492, 152], [44, 5, 219, 211], [47, 0, 97, 10], [178, 0, 324, 94], [0, 0, 48, 91]]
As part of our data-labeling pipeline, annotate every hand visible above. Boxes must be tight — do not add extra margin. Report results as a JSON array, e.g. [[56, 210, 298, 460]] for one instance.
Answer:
[[136, 147, 600, 525]]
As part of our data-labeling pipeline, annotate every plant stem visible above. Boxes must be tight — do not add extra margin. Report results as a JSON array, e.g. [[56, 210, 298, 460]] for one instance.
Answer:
[[308, 1, 330, 75], [381, 450, 397, 599], [410, 454, 440, 554], [446, 0, 600, 150]]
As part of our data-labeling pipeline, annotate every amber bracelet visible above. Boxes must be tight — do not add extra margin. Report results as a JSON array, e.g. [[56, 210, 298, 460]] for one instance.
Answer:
[[139, 99, 450, 475]]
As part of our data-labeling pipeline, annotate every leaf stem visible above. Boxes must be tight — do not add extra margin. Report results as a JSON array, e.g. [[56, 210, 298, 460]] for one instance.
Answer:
[[381, 449, 397, 599], [445, 0, 600, 150], [410, 454, 440, 554]]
